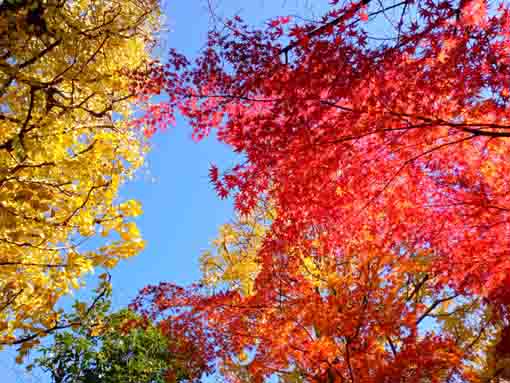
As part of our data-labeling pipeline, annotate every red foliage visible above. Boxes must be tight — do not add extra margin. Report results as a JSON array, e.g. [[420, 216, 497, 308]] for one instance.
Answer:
[[129, 283, 226, 380], [132, 0, 510, 381]]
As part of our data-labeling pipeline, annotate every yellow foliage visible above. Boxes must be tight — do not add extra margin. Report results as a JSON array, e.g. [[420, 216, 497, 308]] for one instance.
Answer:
[[200, 203, 275, 296], [0, 0, 159, 346]]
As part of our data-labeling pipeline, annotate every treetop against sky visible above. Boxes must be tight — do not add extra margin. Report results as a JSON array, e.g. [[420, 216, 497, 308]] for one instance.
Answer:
[[2, 0, 510, 382]]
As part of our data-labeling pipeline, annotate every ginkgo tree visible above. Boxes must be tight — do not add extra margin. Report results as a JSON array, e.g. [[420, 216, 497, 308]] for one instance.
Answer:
[[132, 0, 510, 381], [0, 0, 159, 348], [200, 201, 273, 296]]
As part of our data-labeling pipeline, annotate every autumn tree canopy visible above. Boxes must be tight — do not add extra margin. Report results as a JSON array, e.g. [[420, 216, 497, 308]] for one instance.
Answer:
[[132, 0, 510, 381], [0, 0, 158, 348]]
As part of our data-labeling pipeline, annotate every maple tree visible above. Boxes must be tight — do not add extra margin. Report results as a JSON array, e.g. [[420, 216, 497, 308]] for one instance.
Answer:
[[0, 0, 158, 348], [132, 0, 510, 381], [134, 205, 508, 382]]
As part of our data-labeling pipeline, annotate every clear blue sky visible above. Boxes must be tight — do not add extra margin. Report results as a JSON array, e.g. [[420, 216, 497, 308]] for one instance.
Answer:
[[1, 1, 329, 382]]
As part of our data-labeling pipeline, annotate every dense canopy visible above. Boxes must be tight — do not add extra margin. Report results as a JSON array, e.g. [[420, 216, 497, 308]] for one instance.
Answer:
[[3, 0, 510, 381]]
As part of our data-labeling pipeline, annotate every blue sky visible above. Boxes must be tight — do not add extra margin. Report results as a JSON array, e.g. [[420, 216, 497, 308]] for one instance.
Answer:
[[1, 1, 329, 381]]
